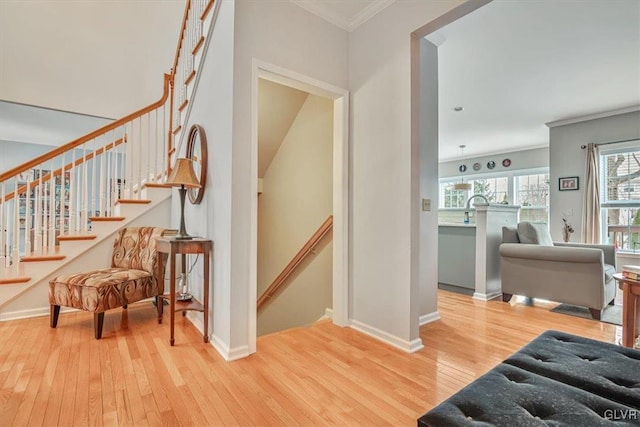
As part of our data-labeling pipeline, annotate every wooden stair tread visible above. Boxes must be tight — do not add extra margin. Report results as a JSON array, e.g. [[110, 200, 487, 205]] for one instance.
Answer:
[[144, 183, 173, 189], [21, 254, 66, 262], [0, 276, 31, 285], [89, 216, 126, 222], [116, 199, 152, 205], [172, 125, 182, 135], [185, 70, 196, 85], [57, 234, 97, 241], [201, 0, 215, 20], [192, 37, 205, 56]]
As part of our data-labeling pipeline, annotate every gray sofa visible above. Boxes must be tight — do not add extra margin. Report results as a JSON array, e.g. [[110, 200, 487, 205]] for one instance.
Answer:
[[499, 222, 616, 319]]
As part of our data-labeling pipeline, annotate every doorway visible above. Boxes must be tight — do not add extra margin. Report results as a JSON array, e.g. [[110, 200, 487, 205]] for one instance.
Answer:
[[249, 60, 349, 352]]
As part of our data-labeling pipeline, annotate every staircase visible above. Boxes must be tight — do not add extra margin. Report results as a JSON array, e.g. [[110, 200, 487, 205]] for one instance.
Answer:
[[0, 0, 219, 320]]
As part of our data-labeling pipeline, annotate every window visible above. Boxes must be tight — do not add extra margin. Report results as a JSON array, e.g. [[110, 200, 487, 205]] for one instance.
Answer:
[[600, 146, 640, 252], [516, 173, 549, 224], [439, 168, 549, 224], [441, 182, 467, 208], [473, 177, 509, 204]]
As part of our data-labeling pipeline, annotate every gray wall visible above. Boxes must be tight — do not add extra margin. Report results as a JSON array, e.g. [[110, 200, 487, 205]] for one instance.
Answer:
[[549, 109, 640, 241], [439, 147, 549, 179]]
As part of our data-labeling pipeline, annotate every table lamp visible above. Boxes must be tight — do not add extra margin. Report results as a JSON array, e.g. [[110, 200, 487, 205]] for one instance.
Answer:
[[166, 158, 201, 240]]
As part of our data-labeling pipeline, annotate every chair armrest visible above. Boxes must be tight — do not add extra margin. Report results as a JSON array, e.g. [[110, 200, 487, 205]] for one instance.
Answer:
[[499, 243, 604, 263], [553, 242, 616, 266]]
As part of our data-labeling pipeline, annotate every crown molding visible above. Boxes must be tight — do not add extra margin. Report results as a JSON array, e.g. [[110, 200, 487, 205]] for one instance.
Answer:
[[290, 0, 395, 32], [347, 0, 395, 32], [546, 105, 640, 128]]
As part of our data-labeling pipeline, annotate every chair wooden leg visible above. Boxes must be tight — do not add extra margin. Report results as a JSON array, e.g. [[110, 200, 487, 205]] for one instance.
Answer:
[[589, 308, 602, 320], [502, 293, 513, 303], [156, 296, 164, 324], [50, 305, 60, 328], [94, 312, 105, 339]]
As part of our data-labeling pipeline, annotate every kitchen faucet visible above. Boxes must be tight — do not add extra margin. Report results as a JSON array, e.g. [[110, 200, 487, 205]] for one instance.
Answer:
[[464, 194, 489, 224]]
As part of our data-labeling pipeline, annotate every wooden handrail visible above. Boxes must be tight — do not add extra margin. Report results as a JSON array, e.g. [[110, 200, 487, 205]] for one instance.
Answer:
[[0, 74, 171, 182], [2, 137, 126, 203], [257, 215, 333, 311]]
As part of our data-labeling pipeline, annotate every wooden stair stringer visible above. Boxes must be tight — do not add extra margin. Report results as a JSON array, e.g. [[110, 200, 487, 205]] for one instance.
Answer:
[[0, 188, 172, 318]]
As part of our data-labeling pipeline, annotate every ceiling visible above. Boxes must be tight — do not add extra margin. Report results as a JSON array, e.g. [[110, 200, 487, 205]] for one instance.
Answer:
[[2, 0, 637, 164], [292, 0, 640, 162], [0, 101, 112, 147], [289, 0, 395, 32]]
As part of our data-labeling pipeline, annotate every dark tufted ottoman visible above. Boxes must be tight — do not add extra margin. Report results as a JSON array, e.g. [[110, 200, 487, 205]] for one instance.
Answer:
[[418, 330, 640, 426]]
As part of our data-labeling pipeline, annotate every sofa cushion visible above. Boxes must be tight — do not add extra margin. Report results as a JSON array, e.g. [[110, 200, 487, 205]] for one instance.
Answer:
[[517, 222, 553, 246], [502, 226, 520, 243]]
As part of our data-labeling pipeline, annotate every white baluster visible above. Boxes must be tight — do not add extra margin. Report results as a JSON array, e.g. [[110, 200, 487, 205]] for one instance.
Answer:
[[69, 150, 76, 232], [34, 166, 41, 252], [162, 104, 167, 181], [12, 180, 19, 265], [48, 160, 55, 250], [91, 136, 98, 217], [82, 143, 89, 233], [59, 153, 66, 236], [0, 182, 5, 268], [138, 118, 143, 199], [99, 141, 106, 216], [25, 180, 31, 255]]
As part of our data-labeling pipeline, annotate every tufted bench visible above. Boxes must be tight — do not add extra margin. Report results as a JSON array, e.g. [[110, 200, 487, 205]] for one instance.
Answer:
[[418, 330, 640, 426], [49, 226, 166, 339]]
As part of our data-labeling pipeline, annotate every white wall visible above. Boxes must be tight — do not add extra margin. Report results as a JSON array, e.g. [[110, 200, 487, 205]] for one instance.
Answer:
[[177, 1, 236, 357], [348, 0, 465, 349], [257, 95, 333, 336], [549, 109, 640, 242], [439, 147, 549, 178], [417, 39, 440, 324], [0, 1, 182, 118], [179, 0, 348, 359]]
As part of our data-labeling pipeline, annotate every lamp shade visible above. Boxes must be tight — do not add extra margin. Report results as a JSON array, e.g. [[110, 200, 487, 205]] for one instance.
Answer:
[[166, 158, 201, 188], [454, 182, 472, 191]]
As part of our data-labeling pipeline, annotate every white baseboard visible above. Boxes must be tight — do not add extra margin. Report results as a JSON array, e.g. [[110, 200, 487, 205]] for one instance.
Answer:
[[317, 307, 334, 322], [349, 319, 424, 353], [0, 305, 78, 322], [419, 311, 441, 326], [210, 333, 251, 361], [473, 291, 502, 301]]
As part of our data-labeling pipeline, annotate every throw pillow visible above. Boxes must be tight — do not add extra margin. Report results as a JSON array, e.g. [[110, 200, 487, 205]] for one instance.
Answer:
[[502, 226, 520, 243], [517, 222, 553, 246]]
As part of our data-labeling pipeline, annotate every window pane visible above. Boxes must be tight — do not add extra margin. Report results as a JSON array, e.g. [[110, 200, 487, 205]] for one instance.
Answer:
[[600, 148, 640, 251], [441, 183, 466, 208], [602, 151, 640, 203], [516, 173, 549, 224], [603, 207, 640, 252], [472, 177, 508, 205]]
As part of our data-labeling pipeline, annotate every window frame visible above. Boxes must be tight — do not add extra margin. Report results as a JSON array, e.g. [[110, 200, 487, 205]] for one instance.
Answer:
[[598, 142, 640, 252], [438, 167, 550, 223]]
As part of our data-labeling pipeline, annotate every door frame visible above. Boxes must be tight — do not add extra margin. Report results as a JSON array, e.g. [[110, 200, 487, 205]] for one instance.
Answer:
[[249, 59, 350, 352]]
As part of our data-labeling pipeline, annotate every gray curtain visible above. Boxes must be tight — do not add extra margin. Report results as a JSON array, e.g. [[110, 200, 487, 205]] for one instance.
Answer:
[[582, 143, 600, 243]]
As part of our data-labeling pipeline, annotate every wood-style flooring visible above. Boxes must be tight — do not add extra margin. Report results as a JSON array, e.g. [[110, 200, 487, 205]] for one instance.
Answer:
[[0, 290, 621, 426]]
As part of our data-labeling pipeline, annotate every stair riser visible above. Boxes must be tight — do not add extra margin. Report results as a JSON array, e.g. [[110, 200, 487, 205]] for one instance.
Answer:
[[0, 191, 172, 316], [114, 202, 152, 217]]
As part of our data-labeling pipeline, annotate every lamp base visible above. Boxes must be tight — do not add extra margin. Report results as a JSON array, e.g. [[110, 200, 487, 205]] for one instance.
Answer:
[[177, 293, 193, 302], [171, 235, 194, 240]]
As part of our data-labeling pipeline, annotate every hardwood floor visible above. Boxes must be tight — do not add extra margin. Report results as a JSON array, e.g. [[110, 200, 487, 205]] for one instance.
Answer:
[[0, 290, 621, 426]]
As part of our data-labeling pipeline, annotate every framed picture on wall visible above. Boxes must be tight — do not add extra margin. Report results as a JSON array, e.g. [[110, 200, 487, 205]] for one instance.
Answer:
[[559, 176, 579, 191]]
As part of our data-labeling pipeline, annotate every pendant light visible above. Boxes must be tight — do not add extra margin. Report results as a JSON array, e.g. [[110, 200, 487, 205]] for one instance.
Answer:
[[454, 145, 472, 191]]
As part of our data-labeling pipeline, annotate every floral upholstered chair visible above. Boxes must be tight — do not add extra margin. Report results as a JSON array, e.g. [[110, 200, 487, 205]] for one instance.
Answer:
[[49, 226, 167, 339]]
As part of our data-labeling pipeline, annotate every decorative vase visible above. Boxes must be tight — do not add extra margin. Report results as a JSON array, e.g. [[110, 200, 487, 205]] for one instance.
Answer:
[[562, 228, 570, 243]]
